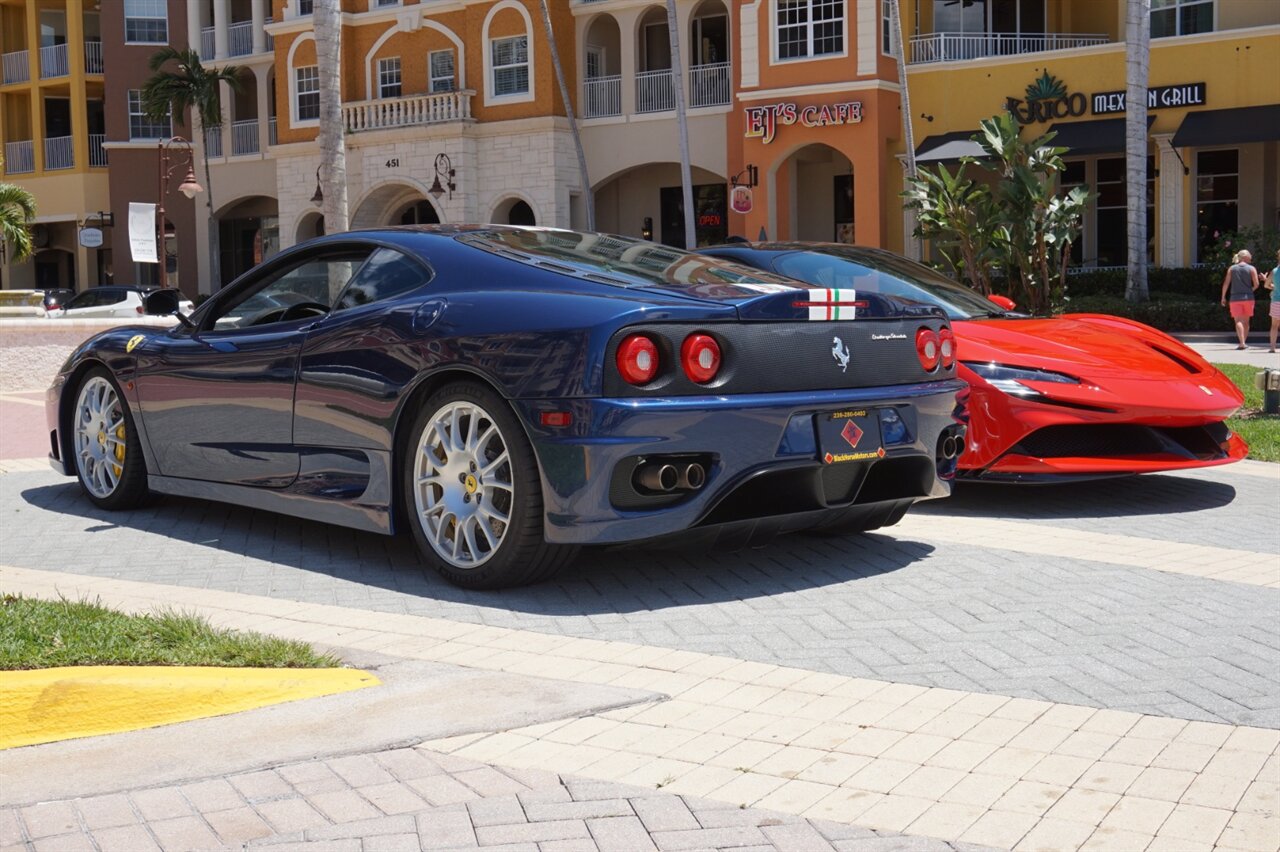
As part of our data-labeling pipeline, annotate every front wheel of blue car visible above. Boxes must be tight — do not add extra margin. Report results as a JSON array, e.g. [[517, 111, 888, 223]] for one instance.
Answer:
[[404, 382, 577, 589]]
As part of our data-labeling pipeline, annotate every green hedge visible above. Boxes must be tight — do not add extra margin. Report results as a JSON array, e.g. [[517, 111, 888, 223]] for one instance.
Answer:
[[1061, 267, 1223, 299], [1061, 292, 1271, 332]]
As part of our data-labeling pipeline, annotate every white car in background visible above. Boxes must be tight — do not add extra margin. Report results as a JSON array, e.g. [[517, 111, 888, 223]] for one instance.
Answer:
[[45, 286, 194, 319]]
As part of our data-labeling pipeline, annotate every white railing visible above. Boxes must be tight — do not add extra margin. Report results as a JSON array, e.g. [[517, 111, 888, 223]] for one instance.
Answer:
[[3, 140, 34, 174], [636, 68, 674, 114], [84, 41, 103, 73], [909, 32, 1111, 64], [44, 135, 74, 170], [228, 21, 254, 56], [689, 62, 730, 108], [39, 43, 69, 78], [200, 27, 215, 60], [231, 119, 259, 155], [2, 50, 29, 84], [88, 133, 107, 167], [268, 117, 277, 146], [204, 124, 222, 158], [583, 75, 621, 118], [343, 90, 474, 132]]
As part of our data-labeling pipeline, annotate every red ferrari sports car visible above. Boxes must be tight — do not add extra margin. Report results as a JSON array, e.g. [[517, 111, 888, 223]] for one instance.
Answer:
[[701, 243, 1248, 482]]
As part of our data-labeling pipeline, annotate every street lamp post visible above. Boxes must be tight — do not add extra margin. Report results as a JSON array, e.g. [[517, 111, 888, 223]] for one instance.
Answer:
[[155, 136, 203, 290]]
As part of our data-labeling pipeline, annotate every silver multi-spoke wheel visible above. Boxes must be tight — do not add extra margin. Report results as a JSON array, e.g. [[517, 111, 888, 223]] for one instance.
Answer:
[[412, 401, 514, 570], [74, 376, 127, 498]]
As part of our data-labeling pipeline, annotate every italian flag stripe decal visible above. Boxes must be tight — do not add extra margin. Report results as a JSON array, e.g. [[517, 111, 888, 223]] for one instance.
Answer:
[[806, 288, 858, 321]]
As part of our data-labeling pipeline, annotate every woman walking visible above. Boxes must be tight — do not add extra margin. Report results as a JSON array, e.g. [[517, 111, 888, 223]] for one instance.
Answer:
[[1220, 250, 1259, 350], [1264, 249, 1279, 354]]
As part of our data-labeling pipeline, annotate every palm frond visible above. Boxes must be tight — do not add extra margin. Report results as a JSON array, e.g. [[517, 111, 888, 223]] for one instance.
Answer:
[[0, 181, 38, 263]]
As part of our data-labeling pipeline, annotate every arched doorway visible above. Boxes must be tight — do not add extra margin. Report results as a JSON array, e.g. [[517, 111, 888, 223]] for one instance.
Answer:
[[689, 0, 729, 108], [583, 14, 622, 118], [296, 211, 325, 244], [216, 195, 280, 288], [492, 197, 537, 226], [395, 199, 441, 225], [775, 143, 853, 243], [594, 163, 728, 248], [352, 183, 439, 229]]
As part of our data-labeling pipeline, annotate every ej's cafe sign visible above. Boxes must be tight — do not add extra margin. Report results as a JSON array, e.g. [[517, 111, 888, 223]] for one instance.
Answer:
[[745, 101, 863, 145]]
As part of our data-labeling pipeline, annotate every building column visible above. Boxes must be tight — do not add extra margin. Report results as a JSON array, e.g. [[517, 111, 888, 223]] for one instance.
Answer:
[[617, 9, 639, 116], [256, 66, 271, 153], [188, 1, 203, 60], [252, 0, 267, 54], [66, 0, 88, 173], [213, 0, 230, 60], [1154, 133, 1184, 268], [25, 0, 43, 172]]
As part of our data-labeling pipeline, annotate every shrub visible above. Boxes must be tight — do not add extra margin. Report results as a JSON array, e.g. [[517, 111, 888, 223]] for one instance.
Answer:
[[1062, 292, 1269, 332], [1063, 267, 1219, 299]]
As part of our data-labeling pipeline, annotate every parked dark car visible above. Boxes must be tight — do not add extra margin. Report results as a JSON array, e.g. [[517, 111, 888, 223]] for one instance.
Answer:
[[46, 227, 966, 588], [39, 288, 75, 312]]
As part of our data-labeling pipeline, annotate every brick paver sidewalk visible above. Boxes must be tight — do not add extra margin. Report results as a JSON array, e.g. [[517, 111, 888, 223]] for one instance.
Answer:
[[3, 744, 986, 851]]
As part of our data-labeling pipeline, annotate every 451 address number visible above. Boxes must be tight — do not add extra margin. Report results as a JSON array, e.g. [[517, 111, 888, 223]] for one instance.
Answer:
[[385, 158, 400, 168]]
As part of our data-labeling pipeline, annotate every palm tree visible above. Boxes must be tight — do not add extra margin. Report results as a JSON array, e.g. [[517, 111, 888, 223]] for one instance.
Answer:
[[538, 0, 594, 230], [0, 176, 37, 288], [1124, 0, 1151, 302], [889, 0, 919, 258], [665, 0, 695, 249], [314, 0, 349, 232], [142, 47, 243, 290]]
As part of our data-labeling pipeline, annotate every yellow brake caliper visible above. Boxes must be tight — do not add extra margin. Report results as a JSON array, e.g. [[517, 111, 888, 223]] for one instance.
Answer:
[[112, 423, 126, 476]]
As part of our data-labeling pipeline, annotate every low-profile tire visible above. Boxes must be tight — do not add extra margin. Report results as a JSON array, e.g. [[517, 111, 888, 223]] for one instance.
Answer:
[[70, 368, 149, 510], [402, 381, 577, 589], [806, 499, 913, 537]]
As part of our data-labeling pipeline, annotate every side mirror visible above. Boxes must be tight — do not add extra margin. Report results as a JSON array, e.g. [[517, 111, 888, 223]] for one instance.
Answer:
[[988, 295, 1016, 311], [143, 289, 180, 316]]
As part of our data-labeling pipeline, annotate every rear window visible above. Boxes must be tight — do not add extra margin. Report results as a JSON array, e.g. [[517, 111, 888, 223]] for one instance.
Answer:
[[457, 229, 797, 296]]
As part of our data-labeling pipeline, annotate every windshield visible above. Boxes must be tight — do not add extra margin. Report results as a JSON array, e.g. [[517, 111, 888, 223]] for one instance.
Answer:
[[458, 229, 799, 298], [772, 247, 1006, 320]]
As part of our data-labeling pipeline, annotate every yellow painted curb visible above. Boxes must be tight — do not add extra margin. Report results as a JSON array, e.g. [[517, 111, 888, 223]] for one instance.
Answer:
[[0, 666, 379, 750]]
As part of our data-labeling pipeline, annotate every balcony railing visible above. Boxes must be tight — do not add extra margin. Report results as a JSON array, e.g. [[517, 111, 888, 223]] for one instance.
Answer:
[[39, 43, 69, 78], [201, 27, 215, 61], [204, 124, 223, 158], [228, 21, 254, 57], [636, 68, 674, 114], [268, 117, 277, 146], [3, 140, 34, 174], [88, 133, 107, 167], [3, 50, 29, 84], [343, 90, 474, 133], [908, 31, 1110, 64], [44, 135, 74, 170], [689, 62, 730, 108], [583, 75, 621, 118], [84, 41, 103, 74], [231, 119, 259, 155]]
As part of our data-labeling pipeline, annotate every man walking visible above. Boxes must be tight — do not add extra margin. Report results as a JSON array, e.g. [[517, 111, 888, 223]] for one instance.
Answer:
[[1221, 249, 1260, 350]]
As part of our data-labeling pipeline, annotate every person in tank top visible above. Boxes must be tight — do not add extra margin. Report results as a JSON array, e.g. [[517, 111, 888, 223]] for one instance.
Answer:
[[1220, 250, 1259, 350], [1263, 248, 1279, 354]]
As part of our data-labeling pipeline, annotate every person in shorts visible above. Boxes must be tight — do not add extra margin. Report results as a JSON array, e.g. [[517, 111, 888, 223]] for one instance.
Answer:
[[1264, 249, 1279, 354], [1221, 250, 1259, 350]]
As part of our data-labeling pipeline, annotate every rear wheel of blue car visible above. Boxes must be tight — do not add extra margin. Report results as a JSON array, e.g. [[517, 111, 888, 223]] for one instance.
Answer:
[[404, 382, 577, 589]]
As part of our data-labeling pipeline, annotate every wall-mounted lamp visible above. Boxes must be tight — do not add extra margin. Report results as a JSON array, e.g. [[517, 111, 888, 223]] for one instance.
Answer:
[[310, 166, 323, 206], [641, 217, 653, 241], [428, 153, 456, 200]]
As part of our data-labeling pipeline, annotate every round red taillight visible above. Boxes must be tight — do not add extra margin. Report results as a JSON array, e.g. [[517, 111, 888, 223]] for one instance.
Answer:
[[616, 334, 660, 385], [938, 327, 956, 368], [916, 327, 940, 372], [680, 333, 721, 384]]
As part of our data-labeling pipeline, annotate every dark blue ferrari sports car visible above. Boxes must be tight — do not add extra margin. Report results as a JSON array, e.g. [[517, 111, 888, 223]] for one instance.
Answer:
[[46, 226, 966, 588]]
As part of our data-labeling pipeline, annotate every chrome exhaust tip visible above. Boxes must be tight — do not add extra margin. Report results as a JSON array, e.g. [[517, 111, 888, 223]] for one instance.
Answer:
[[636, 463, 679, 492], [679, 463, 706, 491]]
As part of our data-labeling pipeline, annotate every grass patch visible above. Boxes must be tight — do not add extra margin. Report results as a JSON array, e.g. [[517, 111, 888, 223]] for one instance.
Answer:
[[1214, 362, 1280, 464], [0, 595, 342, 671]]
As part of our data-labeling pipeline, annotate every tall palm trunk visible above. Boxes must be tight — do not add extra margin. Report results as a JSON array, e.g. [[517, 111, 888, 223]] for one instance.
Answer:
[[665, 0, 695, 249], [196, 113, 221, 289], [1124, 0, 1151, 303], [314, 0, 349, 233], [538, 0, 593, 230], [889, 0, 917, 257]]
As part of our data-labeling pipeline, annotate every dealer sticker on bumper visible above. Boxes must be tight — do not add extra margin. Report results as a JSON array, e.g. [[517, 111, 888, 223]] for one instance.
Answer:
[[819, 409, 885, 464]]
